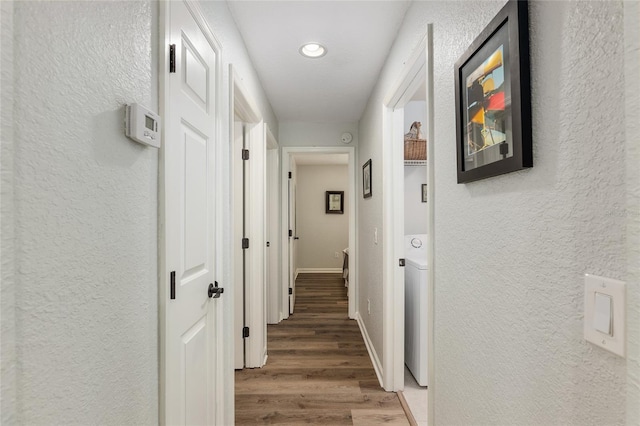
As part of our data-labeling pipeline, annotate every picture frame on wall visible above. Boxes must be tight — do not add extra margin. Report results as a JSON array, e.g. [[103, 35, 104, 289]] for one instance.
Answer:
[[326, 191, 344, 214], [454, 0, 532, 183], [422, 184, 427, 203], [362, 159, 372, 198]]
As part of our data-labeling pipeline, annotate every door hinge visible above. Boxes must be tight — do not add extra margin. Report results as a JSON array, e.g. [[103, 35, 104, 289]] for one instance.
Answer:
[[242, 327, 250, 338], [170, 271, 176, 299], [399, 259, 405, 267], [169, 44, 176, 73], [288, 229, 293, 237], [242, 238, 249, 249], [289, 288, 293, 295], [242, 149, 250, 160], [288, 172, 292, 179]]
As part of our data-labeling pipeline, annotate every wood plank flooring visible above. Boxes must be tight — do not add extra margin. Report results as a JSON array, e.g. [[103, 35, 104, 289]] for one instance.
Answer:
[[235, 273, 409, 425]]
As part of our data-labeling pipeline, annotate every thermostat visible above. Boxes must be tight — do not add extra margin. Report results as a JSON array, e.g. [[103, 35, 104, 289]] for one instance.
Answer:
[[125, 103, 161, 148]]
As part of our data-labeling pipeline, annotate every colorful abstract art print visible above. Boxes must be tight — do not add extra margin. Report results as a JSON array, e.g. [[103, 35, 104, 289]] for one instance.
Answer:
[[465, 44, 508, 157], [454, 0, 532, 183]]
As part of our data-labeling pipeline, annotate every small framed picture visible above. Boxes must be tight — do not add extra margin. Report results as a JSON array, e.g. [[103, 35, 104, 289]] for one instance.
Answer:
[[422, 184, 427, 203], [326, 191, 344, 214], [363, 159, 372, 198]]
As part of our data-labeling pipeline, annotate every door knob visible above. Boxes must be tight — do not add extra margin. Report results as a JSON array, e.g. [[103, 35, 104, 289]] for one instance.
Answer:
[[208, 282, 224, 298]]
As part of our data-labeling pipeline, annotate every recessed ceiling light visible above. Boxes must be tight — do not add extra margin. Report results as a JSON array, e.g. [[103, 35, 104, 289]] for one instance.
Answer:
[[299, 42, 327, 59]]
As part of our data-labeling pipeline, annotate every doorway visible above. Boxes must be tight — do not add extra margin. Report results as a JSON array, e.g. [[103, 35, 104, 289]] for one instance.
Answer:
[[231, 66, 267, 370], [281, 147, 357, 320], [381, 25, 434, 425]]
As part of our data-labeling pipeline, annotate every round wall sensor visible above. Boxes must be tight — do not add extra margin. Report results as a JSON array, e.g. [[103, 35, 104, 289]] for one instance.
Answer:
[[341, 132, 353, 144]]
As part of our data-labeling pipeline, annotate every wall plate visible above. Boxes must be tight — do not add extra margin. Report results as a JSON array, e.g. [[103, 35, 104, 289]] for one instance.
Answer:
[[584, 274, 625, 357]]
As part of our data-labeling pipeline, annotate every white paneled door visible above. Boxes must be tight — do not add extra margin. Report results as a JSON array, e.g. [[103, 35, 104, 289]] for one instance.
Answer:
[[161, 1, 224, 424]]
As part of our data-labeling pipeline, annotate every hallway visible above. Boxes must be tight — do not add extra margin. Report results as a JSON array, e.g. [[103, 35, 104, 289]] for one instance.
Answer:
[[235, 273, 409, 425]]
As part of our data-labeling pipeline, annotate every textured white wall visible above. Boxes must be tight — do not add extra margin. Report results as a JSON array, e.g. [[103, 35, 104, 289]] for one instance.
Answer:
[[296, 165, 349, 269], [360, 0, 633, 424], [1, 1, 17, 423], [279, 121, 358, 147], [624, 1, 640, 423], [10, 2, 159, 424]]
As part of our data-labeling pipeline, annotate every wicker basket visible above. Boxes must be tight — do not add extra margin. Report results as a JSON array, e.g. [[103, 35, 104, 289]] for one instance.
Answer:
[[404, 138, 427, 160]]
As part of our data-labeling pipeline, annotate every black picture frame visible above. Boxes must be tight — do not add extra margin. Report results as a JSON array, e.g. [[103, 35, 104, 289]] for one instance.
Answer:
[[362, 159, 372, 198], [454, 0, 532, 184], [422, 184, 427, 203], [325, 191, 344, 214]]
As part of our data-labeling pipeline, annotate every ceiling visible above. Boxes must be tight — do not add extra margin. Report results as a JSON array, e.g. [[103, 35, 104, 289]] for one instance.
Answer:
[[227, 0, 411, 123]]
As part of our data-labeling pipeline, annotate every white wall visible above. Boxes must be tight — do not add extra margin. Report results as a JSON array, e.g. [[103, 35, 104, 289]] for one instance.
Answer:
[[9, 2, 159, 423], [359, 0, 635, 424], [404, 166, 427, 235], [279, 121, 358, 147], [1, 1, 17, 423], [624, 1, 640, 423], [296, 165, 349, 270]]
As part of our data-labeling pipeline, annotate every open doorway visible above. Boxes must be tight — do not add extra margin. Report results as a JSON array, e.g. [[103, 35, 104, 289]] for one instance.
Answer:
[[381, 25, 434, 425], [281, 147, 357, 320]]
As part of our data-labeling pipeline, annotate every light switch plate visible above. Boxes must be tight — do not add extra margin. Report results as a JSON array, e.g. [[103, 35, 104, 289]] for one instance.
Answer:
[[584, 274, 625, 357]]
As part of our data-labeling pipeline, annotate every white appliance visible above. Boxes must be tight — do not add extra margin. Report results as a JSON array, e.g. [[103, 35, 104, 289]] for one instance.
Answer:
[[404, 234, 428, 386]]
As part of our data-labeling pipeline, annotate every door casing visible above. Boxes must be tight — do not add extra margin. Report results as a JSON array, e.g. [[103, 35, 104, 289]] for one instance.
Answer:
[[381, 25, 434, 426], [280, 147, 357, 320], [230, 66, 267, 369]]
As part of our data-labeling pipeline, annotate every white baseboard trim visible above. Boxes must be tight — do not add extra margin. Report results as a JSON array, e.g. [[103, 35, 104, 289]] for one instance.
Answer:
[[356, 312, 384, 388], [296, 268, 342, 274]]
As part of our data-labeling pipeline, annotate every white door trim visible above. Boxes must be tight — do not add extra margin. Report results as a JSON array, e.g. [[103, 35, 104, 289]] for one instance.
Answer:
[[266, 127, 281, 324], [280, 146, 357, 320], [229, 66, 267, 368], [381, 29, 434, 425], [159, 1, 230, 424]]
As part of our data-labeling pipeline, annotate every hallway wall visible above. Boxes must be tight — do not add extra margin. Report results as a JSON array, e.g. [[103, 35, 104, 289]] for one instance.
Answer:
[[624, 1, 640, 422], [296, 165, 349, 270], [359, 0, 635, 424], [279, 121, 358, 147], [2, 1, 278, 423], [8, 2, 160, 423]]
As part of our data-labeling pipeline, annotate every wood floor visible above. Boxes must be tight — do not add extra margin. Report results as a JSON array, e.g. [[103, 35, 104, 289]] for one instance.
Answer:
[[235, 273, 409, 425]]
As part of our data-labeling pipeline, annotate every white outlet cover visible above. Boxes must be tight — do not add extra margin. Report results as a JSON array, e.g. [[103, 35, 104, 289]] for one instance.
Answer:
[[584, 274, 625, 357]]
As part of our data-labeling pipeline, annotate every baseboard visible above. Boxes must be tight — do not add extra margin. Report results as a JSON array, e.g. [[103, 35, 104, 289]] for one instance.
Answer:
[[397, 391, 418, 426], [296, 268, 342, 274], [355, 312, 384, 388]]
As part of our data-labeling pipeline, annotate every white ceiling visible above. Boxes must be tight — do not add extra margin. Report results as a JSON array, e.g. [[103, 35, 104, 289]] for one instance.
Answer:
[[227, 0, 411, 123]]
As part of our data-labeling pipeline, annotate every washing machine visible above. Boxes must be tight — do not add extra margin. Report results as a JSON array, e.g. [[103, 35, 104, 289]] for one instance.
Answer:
[[404, 234, 428, 386]]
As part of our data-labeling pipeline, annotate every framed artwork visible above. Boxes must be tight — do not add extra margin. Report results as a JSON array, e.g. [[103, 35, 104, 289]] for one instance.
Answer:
[[422, 184, 427, 203], [454, 0, 532, 183], [326, 191, 344, 214], [362, 159, 372, 198]]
